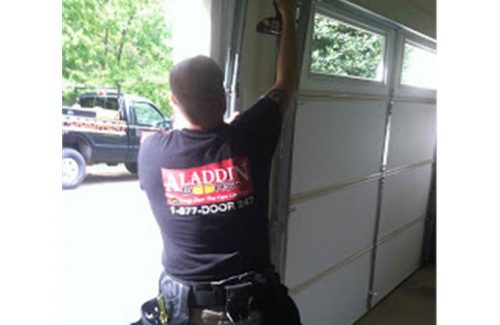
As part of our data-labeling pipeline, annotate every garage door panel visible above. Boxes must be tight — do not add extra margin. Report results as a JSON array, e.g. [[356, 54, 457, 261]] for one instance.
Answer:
[[379, 164, 432, 238], [387, 102, 436, 168], [372, 220, 425, 305], [291, 99, 386, 195], [284, 181, 378, 288], [292, 252, 371, 325]]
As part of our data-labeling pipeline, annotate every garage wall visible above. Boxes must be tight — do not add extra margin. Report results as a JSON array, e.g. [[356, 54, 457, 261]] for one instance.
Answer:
[[237, 0, 278, 111], [348, 0, 436, 38]]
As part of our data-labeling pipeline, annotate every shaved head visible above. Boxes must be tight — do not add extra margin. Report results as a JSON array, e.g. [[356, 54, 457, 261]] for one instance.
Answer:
[[169, 56, 226, 127]]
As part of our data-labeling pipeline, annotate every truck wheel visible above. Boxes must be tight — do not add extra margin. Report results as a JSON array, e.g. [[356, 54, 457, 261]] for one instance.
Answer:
[[62, 148, 86, 189], [125, 162, 138, 174]]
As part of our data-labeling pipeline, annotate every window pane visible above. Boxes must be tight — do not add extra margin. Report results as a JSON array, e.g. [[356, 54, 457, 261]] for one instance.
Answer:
[[401, 43, 436, 89], [311, 13, 385, 81], [79, 96, 119, 110], [135, 103, 163, 126]]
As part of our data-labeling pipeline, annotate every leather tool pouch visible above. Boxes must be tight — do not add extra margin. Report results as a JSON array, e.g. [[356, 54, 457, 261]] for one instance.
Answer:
[[136, 296, 169, 325], [133, 274, 191, 325], [159, 275, 191, 325]]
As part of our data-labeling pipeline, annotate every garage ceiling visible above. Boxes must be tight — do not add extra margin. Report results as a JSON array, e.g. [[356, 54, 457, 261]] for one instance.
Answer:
[[346, 0, 436, 39]]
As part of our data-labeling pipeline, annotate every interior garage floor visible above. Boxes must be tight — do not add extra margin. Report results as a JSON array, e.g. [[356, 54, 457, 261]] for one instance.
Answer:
[[354, 265, 436, 325]]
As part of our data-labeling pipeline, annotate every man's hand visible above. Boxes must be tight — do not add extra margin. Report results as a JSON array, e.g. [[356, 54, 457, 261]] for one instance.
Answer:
[[275, 0, 297, 17]]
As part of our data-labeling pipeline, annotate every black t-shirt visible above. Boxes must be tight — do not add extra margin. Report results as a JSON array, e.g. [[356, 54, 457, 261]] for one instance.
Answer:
[[138, 97, 282, 282]]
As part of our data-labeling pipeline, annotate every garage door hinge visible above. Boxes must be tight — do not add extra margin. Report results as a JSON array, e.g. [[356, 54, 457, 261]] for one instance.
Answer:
[[369, 290, 378, 297]]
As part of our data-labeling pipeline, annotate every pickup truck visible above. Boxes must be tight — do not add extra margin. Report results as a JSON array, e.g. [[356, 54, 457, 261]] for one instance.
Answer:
[[62, 91, 171, 189]]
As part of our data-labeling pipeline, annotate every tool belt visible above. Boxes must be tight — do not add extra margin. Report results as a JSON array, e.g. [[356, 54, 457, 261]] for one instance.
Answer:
[[133, 271, 268, 325]]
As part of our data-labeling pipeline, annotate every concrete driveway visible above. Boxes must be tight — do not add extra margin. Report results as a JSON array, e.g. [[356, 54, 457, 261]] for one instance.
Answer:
[[63, 164, 163, 325]]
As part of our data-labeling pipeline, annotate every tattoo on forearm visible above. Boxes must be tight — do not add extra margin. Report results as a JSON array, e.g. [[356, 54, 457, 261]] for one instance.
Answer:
[[267, 90, 287, 108]]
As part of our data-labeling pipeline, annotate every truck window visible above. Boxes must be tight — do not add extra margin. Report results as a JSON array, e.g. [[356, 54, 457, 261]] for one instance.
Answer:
[[133, 102, 164, 127], [80, 96, 120, 110], [310, 13, 385, 81]]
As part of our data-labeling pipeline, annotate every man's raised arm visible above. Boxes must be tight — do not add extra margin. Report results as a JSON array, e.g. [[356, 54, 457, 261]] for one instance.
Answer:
[[265, 0, 299, 113]]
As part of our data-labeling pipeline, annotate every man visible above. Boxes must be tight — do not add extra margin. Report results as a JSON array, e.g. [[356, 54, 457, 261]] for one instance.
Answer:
[[135, 0, 300, 324]]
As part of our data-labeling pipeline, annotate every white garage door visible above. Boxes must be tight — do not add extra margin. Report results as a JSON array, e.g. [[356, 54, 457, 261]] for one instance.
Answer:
[[269, 1, 436, 324]]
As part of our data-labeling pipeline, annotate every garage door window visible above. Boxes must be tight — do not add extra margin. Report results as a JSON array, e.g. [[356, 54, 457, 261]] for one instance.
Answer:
[[401, 42, 436, 89], [310, 13, 385, 81]]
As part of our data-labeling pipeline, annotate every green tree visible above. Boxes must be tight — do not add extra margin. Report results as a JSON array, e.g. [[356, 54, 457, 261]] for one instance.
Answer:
[[63, 0, 173, 115], [311, 14, 383, 80]]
